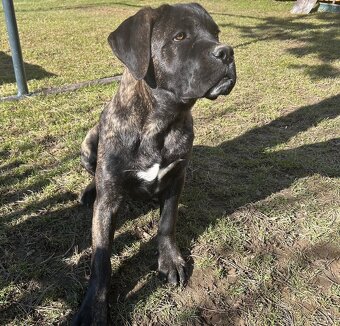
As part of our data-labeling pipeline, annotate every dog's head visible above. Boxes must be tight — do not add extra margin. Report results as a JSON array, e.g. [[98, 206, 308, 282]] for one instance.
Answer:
[[108, 3, 236, 102]]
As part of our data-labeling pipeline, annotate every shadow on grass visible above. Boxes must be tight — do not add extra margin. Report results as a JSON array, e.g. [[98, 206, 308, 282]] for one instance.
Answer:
[[218, 13, 339, 80], [0, 51, 56, 86], [0, 95, 339, 324], [0, 152, 79, 210]]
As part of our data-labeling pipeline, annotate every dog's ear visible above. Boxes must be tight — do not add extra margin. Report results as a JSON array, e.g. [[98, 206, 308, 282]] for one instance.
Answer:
[[108, 8, 155, 80]]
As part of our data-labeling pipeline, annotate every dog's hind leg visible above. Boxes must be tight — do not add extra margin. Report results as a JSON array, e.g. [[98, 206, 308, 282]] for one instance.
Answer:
[[80, 124, 99, 206], [81, 124, 99, 175], [80, 178, 96, 206]]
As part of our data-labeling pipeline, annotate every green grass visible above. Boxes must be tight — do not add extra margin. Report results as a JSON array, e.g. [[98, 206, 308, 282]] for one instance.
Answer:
[[1, 0, 339, 325]]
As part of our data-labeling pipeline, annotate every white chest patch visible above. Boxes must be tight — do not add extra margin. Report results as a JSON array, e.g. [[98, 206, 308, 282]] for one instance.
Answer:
[[137, 163, 160, 182], [137, 159, 184, 182]]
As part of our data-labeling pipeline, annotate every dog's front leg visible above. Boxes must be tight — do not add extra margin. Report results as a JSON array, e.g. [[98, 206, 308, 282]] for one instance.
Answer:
[[158, 172, 187, 286], [74, 180, 122, 326]]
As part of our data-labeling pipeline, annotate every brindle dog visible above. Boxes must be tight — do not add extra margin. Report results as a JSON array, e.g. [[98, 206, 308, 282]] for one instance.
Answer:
[[74, 3, 236, 324]]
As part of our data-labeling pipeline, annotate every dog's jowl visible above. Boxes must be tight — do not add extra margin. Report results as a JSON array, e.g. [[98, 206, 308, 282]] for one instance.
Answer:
[[74, 3, 236, 325]]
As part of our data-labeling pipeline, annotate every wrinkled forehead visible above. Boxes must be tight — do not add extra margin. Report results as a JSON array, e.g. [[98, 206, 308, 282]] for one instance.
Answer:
[[153, 3, 219, 36]]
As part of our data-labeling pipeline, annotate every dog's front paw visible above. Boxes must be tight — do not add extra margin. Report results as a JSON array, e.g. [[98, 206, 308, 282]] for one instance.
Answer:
[[73, 305, 109, 326], [73, 288, 109, 326], [158, 236, 187, 286], [73, 308, 93, 326]]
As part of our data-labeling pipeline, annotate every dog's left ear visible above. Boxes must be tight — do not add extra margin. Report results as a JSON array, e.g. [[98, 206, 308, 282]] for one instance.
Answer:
[[108, 8, 155, 80]]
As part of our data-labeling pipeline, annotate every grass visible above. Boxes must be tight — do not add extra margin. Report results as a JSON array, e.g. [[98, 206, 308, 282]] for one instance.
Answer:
[[1, 0, 339, 325]]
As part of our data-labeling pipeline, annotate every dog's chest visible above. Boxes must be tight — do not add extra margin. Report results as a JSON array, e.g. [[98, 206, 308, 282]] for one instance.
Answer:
[[131, 159, 186, 197], [124, 121, 194, 196]]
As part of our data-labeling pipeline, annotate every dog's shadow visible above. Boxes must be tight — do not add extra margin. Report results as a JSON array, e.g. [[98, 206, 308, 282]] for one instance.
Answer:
[[103, 93, 339, 324]]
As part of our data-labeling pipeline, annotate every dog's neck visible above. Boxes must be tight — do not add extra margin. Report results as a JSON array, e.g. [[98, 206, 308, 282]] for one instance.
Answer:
[[119, 69, 194, 107], [117, 69, 195, 131]]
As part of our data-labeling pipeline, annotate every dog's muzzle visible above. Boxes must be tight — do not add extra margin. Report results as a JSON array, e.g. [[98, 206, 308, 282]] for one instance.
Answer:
[[205, 44, 236, 100]]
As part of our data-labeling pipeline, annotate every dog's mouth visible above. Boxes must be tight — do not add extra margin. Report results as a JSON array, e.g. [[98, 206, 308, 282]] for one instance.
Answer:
[[180, 62, 236, 103], [204, 60, 237, 100], [180, 76, 236, 103], [204, 76, 236, 100]]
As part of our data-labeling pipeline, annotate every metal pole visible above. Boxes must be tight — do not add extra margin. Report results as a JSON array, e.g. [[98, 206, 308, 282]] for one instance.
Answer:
[[2, 0, 28, 96]]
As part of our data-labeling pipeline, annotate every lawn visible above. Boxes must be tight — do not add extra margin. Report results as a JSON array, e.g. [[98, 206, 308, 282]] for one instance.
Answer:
[[0, 0, 339, 325]]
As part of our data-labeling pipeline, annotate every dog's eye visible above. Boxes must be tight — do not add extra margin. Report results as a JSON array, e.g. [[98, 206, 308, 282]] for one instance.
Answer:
[[174, 32, 186, 41], [214, 31, 220, 40]]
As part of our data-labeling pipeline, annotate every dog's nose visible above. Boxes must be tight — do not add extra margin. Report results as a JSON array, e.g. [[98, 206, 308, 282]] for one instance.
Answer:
[[211, 45, 234, 63]]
